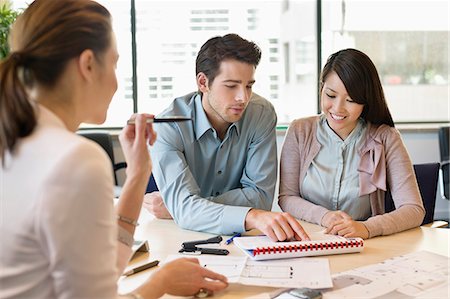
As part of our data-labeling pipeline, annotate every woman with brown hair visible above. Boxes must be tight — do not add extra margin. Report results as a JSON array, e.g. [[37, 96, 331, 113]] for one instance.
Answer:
[[279, 48, 425, 239], [0, 0, 227, 298]]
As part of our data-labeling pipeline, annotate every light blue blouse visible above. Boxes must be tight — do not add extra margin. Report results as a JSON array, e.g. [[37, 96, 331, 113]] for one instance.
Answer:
[[301, 115, 371, 220]]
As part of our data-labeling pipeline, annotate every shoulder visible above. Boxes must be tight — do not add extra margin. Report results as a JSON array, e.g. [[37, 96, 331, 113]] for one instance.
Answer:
[[367, 123, 401, 143], [287, 115, 320, 135], [160, 92, 197, 116], [247, 93, 275, 113], [243, 93, 276, 125], [30, 127, 114, 213], [44, 130, 112, 185]]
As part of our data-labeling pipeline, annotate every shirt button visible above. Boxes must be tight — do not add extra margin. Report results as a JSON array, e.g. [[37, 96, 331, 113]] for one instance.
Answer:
[[218, 170, 222, 174], [215, 192, 220, 196]]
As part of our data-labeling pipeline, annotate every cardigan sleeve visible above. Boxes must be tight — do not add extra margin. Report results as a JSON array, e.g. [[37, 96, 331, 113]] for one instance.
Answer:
[[362, 127, 425, 237]]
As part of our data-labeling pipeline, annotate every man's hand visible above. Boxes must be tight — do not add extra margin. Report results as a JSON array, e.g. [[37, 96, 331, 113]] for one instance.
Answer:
[[143, 191, 173, 219], [245, 209, 310, 242]]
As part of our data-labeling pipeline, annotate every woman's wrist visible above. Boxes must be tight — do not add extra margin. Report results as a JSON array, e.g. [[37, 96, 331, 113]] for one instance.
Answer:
[[121, 173, 150, 198], [134, 272, 167, 299], [127, 292, 144, 299]]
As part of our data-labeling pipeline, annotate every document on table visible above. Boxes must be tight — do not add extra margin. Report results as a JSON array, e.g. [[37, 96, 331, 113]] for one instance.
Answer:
[[165, 254, 333, 289], [320, 250, 449, 299]]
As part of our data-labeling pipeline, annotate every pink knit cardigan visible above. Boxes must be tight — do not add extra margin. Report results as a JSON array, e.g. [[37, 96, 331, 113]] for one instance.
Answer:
[[278, 116, 425, 238]]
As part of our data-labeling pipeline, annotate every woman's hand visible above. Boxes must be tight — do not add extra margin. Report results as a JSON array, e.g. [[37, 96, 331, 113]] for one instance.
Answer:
[[323, 211, 369, 239], [136, 257, 228, 298], [119, 114, 157, 182], [321, 210, 351, 228]]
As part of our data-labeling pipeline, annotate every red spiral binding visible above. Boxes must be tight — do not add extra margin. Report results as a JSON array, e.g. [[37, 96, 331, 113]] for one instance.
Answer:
[[253, 238, 364, 256]]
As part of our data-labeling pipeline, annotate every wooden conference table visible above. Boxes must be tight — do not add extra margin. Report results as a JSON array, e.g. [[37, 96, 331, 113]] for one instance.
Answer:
[[118, 213, 449, 298]]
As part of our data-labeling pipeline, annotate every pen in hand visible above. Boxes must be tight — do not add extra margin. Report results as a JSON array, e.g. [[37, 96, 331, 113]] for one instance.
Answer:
[[122, 260, 160, 276], [225, 233, 241, 245], [127, 116, 191, 125]]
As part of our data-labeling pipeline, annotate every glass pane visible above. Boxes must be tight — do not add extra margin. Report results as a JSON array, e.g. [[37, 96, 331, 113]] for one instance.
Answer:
[[322, 0, 449, 123], [135, 0, 318, 124], [92, 0, 134, 127], [10, 0, 134, 128]]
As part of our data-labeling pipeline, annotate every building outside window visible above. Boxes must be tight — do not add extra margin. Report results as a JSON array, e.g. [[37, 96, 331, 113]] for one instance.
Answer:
[[10, 0, 449, 127]]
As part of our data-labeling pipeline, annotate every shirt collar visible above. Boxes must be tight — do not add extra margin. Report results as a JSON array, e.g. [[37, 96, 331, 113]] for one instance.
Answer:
[[193, 93, 239, 140], [320, 114, 365, 145], [194, 93, 213, 140]]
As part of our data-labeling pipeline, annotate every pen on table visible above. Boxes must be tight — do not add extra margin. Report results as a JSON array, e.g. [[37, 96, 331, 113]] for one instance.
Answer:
[[127, 116, 191, 125], [225, 233, 241, 245], [122, 260, 160, 276]]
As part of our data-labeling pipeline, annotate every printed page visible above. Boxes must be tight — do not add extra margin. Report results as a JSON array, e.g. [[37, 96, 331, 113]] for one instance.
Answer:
[[165, 254, 332, 289], [321, 251, 449, 299], [165, 254, 246, 283], [239, 258, 333, 289]]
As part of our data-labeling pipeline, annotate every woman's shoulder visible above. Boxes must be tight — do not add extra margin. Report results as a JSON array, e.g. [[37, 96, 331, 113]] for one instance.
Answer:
[[36, 127, 112, 181], [367, 123, 401, 141], [288, 115, 320, 132], [61, 134, 112, 175]]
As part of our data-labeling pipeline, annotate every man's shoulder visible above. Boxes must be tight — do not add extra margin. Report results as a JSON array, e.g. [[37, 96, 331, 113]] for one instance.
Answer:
[[245, 93, 276, 121], [159, 92, 197, 116], [248, 92, 274, 110]]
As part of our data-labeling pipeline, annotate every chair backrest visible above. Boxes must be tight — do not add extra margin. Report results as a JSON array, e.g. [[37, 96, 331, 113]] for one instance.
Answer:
[[78, 130, 156, 194], [77, 130, 120, 185], [385, 163, 440, 225], [438, 126, 449, 199], [146, 173, 159, 193]]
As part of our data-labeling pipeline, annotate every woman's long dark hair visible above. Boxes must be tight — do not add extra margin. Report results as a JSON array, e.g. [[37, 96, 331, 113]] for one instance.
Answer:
[[320, 48, 394, 127]]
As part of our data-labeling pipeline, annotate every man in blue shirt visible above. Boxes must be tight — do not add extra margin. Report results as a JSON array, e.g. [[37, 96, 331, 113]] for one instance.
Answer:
[[144, 34, 308, 241]]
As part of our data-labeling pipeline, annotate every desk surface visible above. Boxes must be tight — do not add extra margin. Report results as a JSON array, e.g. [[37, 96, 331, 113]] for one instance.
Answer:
[[118, 214, 449, 298]]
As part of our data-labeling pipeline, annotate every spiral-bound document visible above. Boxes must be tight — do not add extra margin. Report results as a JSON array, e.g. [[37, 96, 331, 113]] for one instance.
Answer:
[[234, 233, 363, 261]]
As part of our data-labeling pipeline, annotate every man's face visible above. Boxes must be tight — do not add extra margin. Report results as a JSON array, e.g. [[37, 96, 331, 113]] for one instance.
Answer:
[[198, 59, 255, 129]]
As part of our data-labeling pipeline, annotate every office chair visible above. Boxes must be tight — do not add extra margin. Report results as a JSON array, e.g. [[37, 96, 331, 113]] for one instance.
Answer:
[[438, 126, 449, 200], [77, 130, 126, 186], [385, 163, 440, 225], [146, 173, 158, 193], [78, 130, 159, 195]]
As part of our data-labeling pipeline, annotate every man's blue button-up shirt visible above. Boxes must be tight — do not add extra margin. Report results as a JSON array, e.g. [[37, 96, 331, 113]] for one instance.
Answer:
[[150, 92, 277, 235]]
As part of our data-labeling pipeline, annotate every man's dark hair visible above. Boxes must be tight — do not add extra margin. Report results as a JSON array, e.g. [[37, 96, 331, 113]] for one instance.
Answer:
[[195, 33, 261, 86]]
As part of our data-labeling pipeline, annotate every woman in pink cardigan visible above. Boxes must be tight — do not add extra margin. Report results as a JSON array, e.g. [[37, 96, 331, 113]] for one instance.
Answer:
[[278, 49, 425, 239]]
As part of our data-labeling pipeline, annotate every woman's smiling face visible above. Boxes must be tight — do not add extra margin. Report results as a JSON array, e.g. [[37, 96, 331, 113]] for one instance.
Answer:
[[321, 71, 364, 140]]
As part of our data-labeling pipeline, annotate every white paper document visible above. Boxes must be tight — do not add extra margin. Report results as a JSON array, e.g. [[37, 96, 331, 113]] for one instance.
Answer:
[[165, 254, 333, 289], [321, 251, 449, 299]]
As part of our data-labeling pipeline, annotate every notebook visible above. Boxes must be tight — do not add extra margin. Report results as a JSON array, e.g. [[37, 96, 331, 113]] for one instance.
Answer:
[[233, 233, 363, 261]]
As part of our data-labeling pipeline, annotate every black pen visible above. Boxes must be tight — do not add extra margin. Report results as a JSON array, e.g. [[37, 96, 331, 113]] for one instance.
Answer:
[[122, 260, 160, 276], [127, 116, 191, 125]]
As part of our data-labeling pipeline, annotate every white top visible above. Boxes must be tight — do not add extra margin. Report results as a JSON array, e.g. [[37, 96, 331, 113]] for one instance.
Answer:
[[0, 105, 130, 298]]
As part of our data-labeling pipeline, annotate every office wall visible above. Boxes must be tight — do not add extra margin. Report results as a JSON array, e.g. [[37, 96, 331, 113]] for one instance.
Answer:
[[113, 128, 449, 221]]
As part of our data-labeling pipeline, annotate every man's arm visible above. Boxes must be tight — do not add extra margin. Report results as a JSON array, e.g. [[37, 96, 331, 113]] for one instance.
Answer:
[[149, 96, 308, 240], [150, 121, 249, 235], [211, 98, 278, 230]]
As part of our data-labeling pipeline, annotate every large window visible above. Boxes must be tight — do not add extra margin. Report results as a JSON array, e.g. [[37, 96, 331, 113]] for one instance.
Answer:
[[10, 0, 449, 126], [134, 0, 316, 124], [321, 0, 449, 123]]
